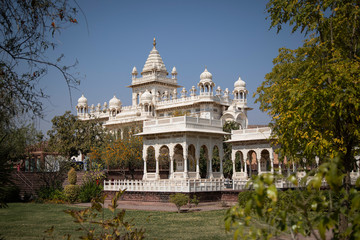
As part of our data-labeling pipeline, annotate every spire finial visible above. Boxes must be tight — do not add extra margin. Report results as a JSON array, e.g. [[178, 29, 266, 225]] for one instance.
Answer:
[[153, 37, 156, 48]]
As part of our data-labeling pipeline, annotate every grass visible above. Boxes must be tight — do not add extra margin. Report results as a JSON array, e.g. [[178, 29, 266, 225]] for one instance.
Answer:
[[0, 203, 233, 240]]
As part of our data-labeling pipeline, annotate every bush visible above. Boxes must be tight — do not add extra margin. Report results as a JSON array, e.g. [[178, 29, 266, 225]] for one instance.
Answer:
[[64, 184, 80, 203], [190, 195, 200, 207], [169, 193, 189, 213], [68, 167, 77, 185], [37, 187, 66, 203], [238, 191, 256, 207], [78, 181, 103, 203]]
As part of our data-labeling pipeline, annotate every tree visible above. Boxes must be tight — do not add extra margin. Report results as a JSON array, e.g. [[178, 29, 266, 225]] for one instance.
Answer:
[[226, 1, 360, 239], [0, 123, 42, 207], [0, 0, 79, 119], [48, 111, 105, 158], [223, 121, 240, 178], [89, 125, 143, 179], [169, 193, 189, 213], [0, 0, 79, 207]]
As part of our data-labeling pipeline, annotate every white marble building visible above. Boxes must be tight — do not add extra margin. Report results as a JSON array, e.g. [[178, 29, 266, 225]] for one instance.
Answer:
[[76, 39, 259, 181], [76, 38, 251, 133]]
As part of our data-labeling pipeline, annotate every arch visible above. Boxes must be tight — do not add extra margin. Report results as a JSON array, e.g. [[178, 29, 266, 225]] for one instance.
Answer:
[[235, 151, 243, 172], [212, 145, 220, 172], [144, 104, 148, 112], [137, 93, 140, 105], [159, 145, 170, 179], [146, 146, 156, 173], [239, 92, 243, 100], [188, 144, 196, 172], [205, 84, 209, 93], [260, 149, 270, 172], [199, 145, 208, 178], [173, 144, 184, 172], [247, 150, 257, 176]]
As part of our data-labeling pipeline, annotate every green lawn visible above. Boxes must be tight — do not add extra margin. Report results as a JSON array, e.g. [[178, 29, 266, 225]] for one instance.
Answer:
[[0, 203, 233, 240]]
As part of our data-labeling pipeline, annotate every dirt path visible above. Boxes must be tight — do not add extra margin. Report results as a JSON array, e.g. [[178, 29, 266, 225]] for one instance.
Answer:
[[75, 200, 235, 212]]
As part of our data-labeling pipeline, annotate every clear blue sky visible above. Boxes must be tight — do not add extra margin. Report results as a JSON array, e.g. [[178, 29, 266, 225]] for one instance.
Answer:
[[37, 0, 305, 134]]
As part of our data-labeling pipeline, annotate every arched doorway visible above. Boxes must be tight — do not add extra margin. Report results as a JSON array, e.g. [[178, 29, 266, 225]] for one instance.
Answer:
[[146, 146, 156, 173], [247, 150, 257, 177], [235, 151, 243, 172], [260, 150, 270, 172], [159, 145, 170, 179], [212, 146, 220, 172], [199, 145, 208, 178], [174, 144, 184, 172], [188, 145, 196, 172]]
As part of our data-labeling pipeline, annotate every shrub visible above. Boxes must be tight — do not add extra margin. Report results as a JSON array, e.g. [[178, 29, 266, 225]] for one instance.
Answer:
[[169, 193, 189, 213], [64, 185, 80, 203], [78, 181, 103, 203], [238, 190, 256, 207], [190, 195, 200, 207], [68, 167, 77, 185]]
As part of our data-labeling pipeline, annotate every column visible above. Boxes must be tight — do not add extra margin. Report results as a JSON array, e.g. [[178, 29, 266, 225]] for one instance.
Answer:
[[169, 146, 174, 179], [155, 146, 160, 180], [142, 146, 148, 180], [257, 158, 261, 175], [183, 143, 188, 179], [231, 150, 236, 179], [270, 158, 274, 174], [219, 145, 224, 179], [208, 146, 213, 179], [196, 144, 201, 179]]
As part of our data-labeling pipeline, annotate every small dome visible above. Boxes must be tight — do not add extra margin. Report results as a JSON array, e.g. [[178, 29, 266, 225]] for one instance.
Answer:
[[77, 94, 88, 106], [171, 66, 177, 75], [109, 95, 121, 109], [234, 76, 246, 88], [132, 66, 138, 75], [200, 67, 213, 81], [141, 90, 152, 103]]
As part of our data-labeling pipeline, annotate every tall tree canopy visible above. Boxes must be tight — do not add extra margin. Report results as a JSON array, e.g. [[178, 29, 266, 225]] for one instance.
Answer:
[[48, 111, 105, 158], [0, 0, 79, 206], [256, 0, 360, 183], [226, 1, 360, 239], [0, 0, 79, 119]]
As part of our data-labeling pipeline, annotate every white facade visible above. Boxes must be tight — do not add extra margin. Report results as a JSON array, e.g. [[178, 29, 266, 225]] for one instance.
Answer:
[[76, 38, 252, 134]]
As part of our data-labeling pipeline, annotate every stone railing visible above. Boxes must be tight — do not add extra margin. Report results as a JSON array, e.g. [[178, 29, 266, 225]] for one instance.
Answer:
[[104, 179, 225, 192]]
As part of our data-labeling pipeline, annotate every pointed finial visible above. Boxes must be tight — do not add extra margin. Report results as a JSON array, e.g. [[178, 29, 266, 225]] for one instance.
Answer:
[[153, 37, 156, 48]]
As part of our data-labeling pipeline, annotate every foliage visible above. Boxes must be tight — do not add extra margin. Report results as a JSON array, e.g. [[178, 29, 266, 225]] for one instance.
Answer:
[[36, 155, 71, 191], [83, 162, 106, 182], [36, 186, 66, 203], [48, 111, 105, 158], [190, 195, 200, 207], [225, 158, 360, 240], [0, 0, 79, 120], [223, 121, 240, 178], [250, 0, 360, 236], [0, 123, 42, 208], [44, 190, 146, 239], [89, 126, 143, 178], [63, 184, 80, 203], [0, 0, 78, 209], [67, 167, 77, 185], [78, 180, 103, 203], [170, 193, 190, 213]]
